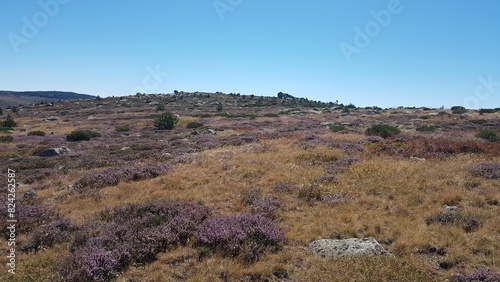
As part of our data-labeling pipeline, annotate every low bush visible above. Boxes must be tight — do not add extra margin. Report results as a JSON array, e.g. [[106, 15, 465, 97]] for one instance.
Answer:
[[0, 126, 11, 133], [416, 125, 438, 132], [186, 121, 203, 129], [365, 124, 400, 138], [469, 163, 500, 179], [425, 212, 481, 233], [476, 129, 499, 142], [330, 125, 347, 132], [452, 268, 500, 282], [195, 213, 284, 262], [114, 126, 130, 132], [451, 106, 467, 114], [1, 115, 16, 128], [74, 164, 170, 192], [28, 130, 46, 136], [0, 135, 13, 142], [23, 219, 73, 251], [66, 130, 101, 141]]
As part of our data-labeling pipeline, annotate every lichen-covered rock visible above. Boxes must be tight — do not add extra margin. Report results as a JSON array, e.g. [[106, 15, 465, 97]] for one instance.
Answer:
[[36, 146, 71, 157], [309, 237, 390, 258]]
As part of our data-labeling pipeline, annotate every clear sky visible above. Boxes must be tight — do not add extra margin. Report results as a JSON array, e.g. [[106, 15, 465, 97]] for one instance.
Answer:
[[1, 0, 499, 108]]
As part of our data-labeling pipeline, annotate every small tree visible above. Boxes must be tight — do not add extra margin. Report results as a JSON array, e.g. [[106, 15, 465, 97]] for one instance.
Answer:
[[154, 111, 178, 130], [1, 115, 17, 128], [451, 106, 467, 114], [0, 108, 3, 115], [216, 104, 223, 112], [365, 124, 400, 138]]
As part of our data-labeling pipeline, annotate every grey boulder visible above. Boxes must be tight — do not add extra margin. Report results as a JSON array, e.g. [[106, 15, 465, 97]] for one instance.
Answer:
[[309, 237, 390, 258], [36, 146, 71, 157]]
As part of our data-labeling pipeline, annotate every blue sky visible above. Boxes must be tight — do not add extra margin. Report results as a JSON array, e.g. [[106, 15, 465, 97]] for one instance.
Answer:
[[1, 0, 499, 108]]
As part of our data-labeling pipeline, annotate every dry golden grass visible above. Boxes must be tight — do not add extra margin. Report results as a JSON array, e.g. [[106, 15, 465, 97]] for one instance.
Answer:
[[22, 134, 495, 281]]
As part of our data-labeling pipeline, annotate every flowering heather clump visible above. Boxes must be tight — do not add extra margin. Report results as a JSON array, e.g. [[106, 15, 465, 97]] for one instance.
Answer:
[[249, 198, 282, 217], [240, 188, 262, 206], [56, 201, 210, 282], [23, 168, 55, 184], [320, 194, 353, 206], [1, 204, 58, 237], [469, 163, 500, 179], [452, 268, 500, 282], [23, 219, 73, 252], [195, 214, 284, 261], [74, 163, 170, 191], [272, 183, 298, 194], [425, 212, 481, 233]]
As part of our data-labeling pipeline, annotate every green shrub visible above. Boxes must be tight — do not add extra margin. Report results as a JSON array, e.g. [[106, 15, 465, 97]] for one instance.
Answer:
[[154, 111, 178, 130], [470, 119, 487, 125], [28, 130, 46, 136], [263, 113, 280, 117], [451, 106, 467, 114], [476, 130, 499, 142], [416, 125, 438, 132], [0, 126, 11, 133], [66, 130, 101, 141], [0, 136, 13, 142], [115, 126, 130, 132], [216, 104, 223, 112], [365, 124, 400, 138], [330, 125, 347, 132], [156, 103, 165, 111], [1, 115, 16, 128], [0, 108, 3, 115], [186, 121, 203, 129]]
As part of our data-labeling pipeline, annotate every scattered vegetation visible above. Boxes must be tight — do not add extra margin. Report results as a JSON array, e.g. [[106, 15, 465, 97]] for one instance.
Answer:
[[0, 135, 13, 142], [114, 125, 130, 132], [476, 129, 500, 142], [27, 130, 46, 136], [154, 111, 178, 130], [186, 121, 203, 129], [1, 115, 17, 127], [66, 130, 101, 141], [365, 124, 400, 138], [330, 125, 347, 132], [195, 213, 284, 262], [416, 125, 438, 132], [451, 106, 467, 114]]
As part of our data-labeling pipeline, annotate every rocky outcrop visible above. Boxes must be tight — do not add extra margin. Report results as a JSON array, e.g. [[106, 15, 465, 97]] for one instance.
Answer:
[[36, 146, 71, 157], [309, 237, 390, 258]]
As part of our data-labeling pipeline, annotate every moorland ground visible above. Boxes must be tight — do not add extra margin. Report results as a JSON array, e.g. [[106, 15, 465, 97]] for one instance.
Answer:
[[0, 93, 499, 281]]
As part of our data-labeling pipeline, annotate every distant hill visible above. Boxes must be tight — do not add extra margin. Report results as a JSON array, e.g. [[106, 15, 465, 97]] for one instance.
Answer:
[[0, 91, 96, 107]]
